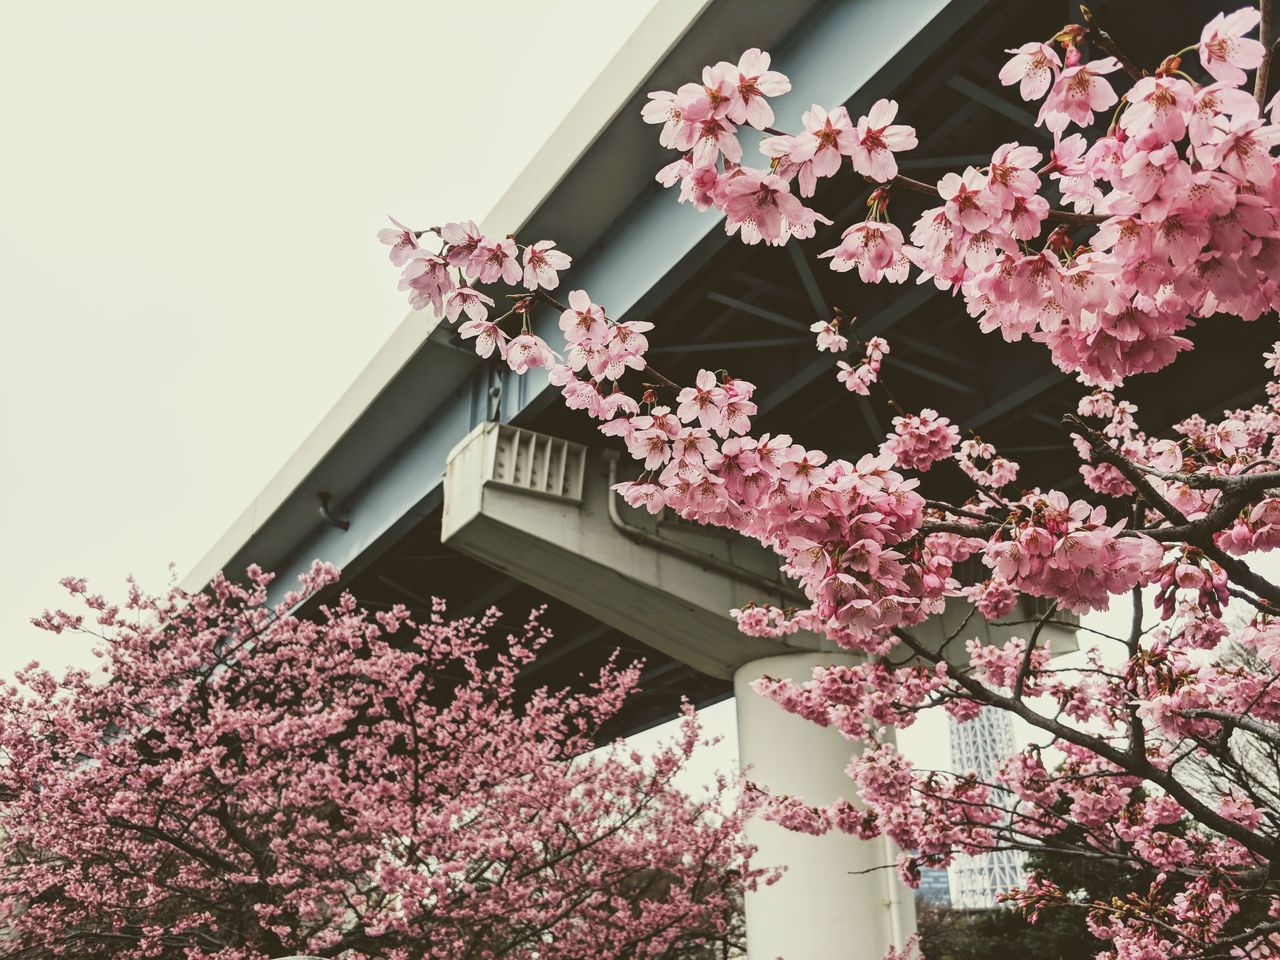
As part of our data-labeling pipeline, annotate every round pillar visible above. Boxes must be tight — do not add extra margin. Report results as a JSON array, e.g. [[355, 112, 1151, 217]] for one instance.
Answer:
[[735, 651, 916, 959]]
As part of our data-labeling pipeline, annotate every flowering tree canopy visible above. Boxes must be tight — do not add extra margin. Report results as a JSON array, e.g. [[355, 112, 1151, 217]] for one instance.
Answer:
[[382, 4, 1280, 956], [3, 565, 759, 959]]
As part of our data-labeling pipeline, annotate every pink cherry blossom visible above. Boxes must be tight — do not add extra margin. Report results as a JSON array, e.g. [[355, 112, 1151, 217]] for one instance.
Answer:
[[504, 331, 559, 375], [681, 97, 743, 167], [676, 369, 728, 432], [377, 215, 418, 265], [468, 236, 522, 285], [810, 318, 848, 353], [641, 88, 689, 148], [721, 170, 809, 245], [938, 166, 1000, 231], [1038, 58, 1121, 133], [559, 288, 607, 344], [785, 104, 856, 196], [443, 285, 494, 323], [1120, 76, 1194, 143], [1199, 7, 1266, 86], [880, 408, 960, 472], [850, 99, 917, 182], [398, 249, 454, 314], [441, 218, 484, 270], [458, 318, 509, 359], [522, 240, 571, 290], [6, 567, 762, 958], [724, 48, 791, 129], [998, 41, 1062, 101], [820, 220, 906, 282]]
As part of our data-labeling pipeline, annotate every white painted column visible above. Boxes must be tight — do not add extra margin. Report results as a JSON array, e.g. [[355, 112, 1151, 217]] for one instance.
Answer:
[[735, 652, 916, 960]]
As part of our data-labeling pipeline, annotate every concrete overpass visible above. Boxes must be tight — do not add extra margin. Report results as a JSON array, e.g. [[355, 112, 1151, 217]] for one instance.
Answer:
[[185, 1, 1260, 955]]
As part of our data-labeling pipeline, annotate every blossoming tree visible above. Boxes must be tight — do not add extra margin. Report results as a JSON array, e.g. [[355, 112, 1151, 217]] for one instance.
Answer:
[[1, 564, 759, 959], [379, 4, 1280, 955]]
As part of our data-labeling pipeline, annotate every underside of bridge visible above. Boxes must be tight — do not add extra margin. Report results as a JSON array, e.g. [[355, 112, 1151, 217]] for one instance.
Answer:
[[301, 0, 1263, 740]]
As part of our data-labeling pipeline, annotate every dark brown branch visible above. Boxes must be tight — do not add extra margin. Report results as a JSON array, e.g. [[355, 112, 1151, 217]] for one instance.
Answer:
[[892, 626, 1280, 862], [919, 519, 1000, 538], [1012, 600, 1056, 700], [1080, 5, 1146, 82], [1178, 708, 1280, 746], [1065, 414, 1280, 610], [923, 499, 1004, 524], [1126, 586, 1146, 761], [1258, 0, 1276, 107]]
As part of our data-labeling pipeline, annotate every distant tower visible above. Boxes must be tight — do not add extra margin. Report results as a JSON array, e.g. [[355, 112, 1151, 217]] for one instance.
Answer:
[[947, 706, 1027, 908]]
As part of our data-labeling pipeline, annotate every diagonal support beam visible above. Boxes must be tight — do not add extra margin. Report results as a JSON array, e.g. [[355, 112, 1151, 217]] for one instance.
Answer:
[[788, 243, 831, 318], [894, 333, 981, 372], [883, 356, 983, 396], [706, 292, 810, 331], [756, 284, 938, 417], [963, 370, 1067, 431], [457, 575, 522, 619], [650, 337, 810, 354], [517, 623, 612, 679], [946, 76, 1048, 139], [897, 153, 992, 171]]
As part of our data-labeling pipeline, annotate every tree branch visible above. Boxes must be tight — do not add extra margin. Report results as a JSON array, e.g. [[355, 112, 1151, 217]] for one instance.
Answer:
[[1066, 414, 1280, 609], [893, 626, 1280, 862], [882, 173, 1106, 224], [1080, 5, 1146, 81], [1258, 0, 1276, 108]]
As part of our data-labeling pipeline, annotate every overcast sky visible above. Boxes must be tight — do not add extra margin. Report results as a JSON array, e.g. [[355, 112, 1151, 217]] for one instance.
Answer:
[[0, 0, 658, 678]]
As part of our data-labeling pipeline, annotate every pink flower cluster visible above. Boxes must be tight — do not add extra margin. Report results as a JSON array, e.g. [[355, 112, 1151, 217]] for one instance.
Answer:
[[8, 567, 764, 958], [983, 491, 1163, 613], [380, 218, 573, 375], [835, 336, 888, 395], [645, 52, 916, 246], [879, 408, 960, 472], [936, 22, 1280, 386], [820, 219, 908, 282], [956, 437, 1019, 490]]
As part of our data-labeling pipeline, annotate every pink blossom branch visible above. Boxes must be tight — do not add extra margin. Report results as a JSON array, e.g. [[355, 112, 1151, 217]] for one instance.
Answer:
[[524, 289, 683, 391], [892, 625, 1280, 862], [879, 172, 1107, 225], [1177, 707, 1280, 746], [1066, 414, 1280, 610]]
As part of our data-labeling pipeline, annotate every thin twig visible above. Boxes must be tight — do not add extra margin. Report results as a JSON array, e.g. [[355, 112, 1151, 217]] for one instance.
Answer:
[[1080, 5, 1145, 81], [527, 290, 682, 391]]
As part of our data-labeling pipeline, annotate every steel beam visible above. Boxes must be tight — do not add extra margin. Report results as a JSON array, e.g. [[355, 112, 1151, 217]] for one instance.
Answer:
[[788, 242, 831, 319], [897, 153, 993, 170], [946, 75, 1048, 138], [649, 337, 810, 354], [517, 623, 612, 679], [705, 292, 810, 331], [883, 355, 983, 396], [963, 370, 1068, 431]]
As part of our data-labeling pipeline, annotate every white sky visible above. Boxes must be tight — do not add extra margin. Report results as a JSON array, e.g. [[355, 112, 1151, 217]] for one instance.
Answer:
[[0, 0, 657, 677]]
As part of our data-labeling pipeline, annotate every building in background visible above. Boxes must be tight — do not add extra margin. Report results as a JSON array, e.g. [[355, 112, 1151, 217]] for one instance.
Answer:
[[916, 868, 953, 907], [948, 708, 1029, 909]]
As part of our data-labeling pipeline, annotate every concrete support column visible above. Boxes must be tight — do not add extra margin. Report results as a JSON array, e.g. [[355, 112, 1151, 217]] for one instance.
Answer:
[[735, 652, 916, 960]]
